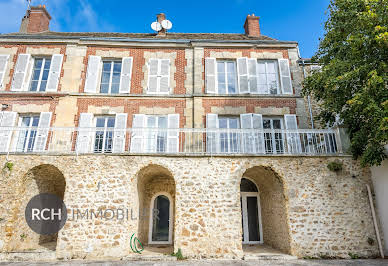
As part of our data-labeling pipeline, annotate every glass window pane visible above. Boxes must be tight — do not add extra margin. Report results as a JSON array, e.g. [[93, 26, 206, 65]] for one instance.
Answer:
[[32, 70, 41, 81], [273, 119, 282, 129], [263, 120, 271, 129], [30, 81, 38, 91], [217, 73, 225, 84], [227, 62, 236, 74], [227, 76, 236, 94], [158, 117, 167, 128], [44, 59, 51, 70], [32, 117, 40, 126], [267, 61, 276, 73], [101, 72, 110, 84], [257, 62, 266, 73], [217, 62, 225, 73], [218, 82, 226, 94], [111, 83, 119, 94], [96, 118, 105, 128], [39, 81, 47, 91], [112, 72, 120, 84], [41, 70, 49, 81], [107, 117, 115, 128], [34, 59, 43, 69], [147, 116, 156, 127], [113, 62, 122, 73], [219, 118, 227, 129], [229, 119, 239, 129], [22, 117, 31, 127], [103, 62, 112, 72], [100, 83, 109, 93]]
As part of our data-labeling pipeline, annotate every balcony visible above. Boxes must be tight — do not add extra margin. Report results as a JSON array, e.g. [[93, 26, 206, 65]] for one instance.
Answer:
[[0, 127, 342, 156]]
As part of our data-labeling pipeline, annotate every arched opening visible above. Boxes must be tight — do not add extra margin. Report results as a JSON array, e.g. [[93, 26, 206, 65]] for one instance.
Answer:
[[137, 164, 175, 253], [241, 166, 291, 254], [11, 164, 66, 252]]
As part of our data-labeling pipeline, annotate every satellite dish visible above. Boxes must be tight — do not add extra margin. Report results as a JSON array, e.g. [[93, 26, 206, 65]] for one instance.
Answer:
[[151, 22, 162, 31], [161, 20, 172, 30]]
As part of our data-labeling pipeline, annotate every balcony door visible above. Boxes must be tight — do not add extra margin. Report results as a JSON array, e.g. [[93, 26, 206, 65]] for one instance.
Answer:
[[94, 116, 115, 153], [219, 117, 240, 153], [263, 117, 284, 154], [144, 115, 167, 153], [16, 116, 40, 152]]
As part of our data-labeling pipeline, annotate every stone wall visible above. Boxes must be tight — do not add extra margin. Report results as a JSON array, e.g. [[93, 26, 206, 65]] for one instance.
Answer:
[[0, 155, 380, 259]]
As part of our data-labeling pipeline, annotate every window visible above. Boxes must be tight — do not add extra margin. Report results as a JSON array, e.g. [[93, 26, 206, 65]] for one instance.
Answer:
[[263, 117, 284, 154], [205, 57, 292, 95], [16, 115, 40, 152], [144, 115, 168, 153], [100, 60, 122, 94], [29, 57, 51, 92], [219, 116, 240, 152], [257, 60, 280, 94], [217, 61, 237, 94], [94, 116, 115, 153], [147, 59, 170, 94]]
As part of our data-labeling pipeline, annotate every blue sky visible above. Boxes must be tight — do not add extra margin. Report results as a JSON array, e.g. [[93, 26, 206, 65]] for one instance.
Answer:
[[0, 0, 330, 57]]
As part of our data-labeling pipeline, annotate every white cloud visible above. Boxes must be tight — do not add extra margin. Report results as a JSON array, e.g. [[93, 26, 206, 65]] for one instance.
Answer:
[[0, 0, 115, 34]]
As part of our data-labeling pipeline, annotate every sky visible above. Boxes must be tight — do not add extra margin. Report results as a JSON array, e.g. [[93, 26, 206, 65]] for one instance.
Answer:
[[0, 0, 330, 58]]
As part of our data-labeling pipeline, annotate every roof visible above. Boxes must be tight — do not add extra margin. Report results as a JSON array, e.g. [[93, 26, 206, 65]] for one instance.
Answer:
[[0, 31, 277, 41]]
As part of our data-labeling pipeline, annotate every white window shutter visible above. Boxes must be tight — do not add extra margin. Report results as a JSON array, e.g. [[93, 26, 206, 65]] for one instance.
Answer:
[[284, 114, 301, 153], [248, 59, 258, 94], [130, 114, 145, 153], [11, 54, 30, 91], [206, 113, 219, 153], [167, 114, 179, 153], [148, 59, 158, 93], [112, 113, 127, 153], [0, 55, 10, 90], [46, 54, 63, 92], [278, 59, 293, 94], [119, 57, 133, 94], [33, 112, 52, 152], [76, 113, 93, 153], [240, 113, 254, 153], [252, 114, 265, 154], [159, 59, 170, 93], [0, 111, 17, 152], [84, 55, 101, 93], [205, 58, 217, 94], [237, 57, 249, 93]]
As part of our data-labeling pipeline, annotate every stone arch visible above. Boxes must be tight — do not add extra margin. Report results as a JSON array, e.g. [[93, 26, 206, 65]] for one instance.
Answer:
[[10, 164, 66, 251], [136, 164, 176, 247], [240, 166, 291, 253]]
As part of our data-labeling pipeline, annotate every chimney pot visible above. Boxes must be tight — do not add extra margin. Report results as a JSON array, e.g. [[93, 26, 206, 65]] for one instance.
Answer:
[[244, 14, 260, 37], [20, 5, 51, 33], [156, 13, 167, 36]]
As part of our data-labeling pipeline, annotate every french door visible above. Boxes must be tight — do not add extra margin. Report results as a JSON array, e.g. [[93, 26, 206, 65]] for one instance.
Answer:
[[144, 116, 167, 153], [94, 116, 115, 153], [241, 192, 263, 244], [16, 116, 40, 152]]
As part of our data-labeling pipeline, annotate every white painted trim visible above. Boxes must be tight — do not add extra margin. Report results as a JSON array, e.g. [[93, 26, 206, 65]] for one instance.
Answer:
[[148, 192, 173, 245], [240, 178, 263, 244]]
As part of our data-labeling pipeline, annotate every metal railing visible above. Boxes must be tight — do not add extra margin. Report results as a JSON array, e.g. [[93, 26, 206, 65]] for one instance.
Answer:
[[0, 127, 342, 156]]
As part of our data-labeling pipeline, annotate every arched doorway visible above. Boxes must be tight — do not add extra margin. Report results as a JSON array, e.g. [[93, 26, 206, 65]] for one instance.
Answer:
[[137, 164, 175, 250], [241, 166, 291, 254], [11, 164, 66, 251], [240, 178, 263, 244]]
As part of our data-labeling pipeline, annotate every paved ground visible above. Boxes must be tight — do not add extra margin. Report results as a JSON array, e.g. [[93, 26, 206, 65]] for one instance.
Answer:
[[0, 260, 387, 266]]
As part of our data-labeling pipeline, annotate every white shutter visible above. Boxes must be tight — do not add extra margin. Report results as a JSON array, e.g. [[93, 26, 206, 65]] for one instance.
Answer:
[[284, 114, 301, 153], [119, 57, 133, 93], [0, 111, 17, 152], [205, 58, 217, 94], [248, 59, 258, 94], [76, 113, 93, 153], [252, 114, 265, 154], [278, 59, 293, 94], [159, 59, 170, 93], [84, 55, 101, 93], [148, 59, 158, 93], [206, 113, 219, 153], [167, 114, 179, 153], [240, 113, 253, 153], [112, 113, 127, 153], [46, 54, 63, 92], [237, 57, 249, 93], [0, 55, 10, 90], [11, 54, 30, 91], [33, 112, 52, 152], [130, 114, 145, 153]]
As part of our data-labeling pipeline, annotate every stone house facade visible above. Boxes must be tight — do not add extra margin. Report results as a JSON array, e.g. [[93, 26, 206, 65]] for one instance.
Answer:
[[0, 5, 382, 260]]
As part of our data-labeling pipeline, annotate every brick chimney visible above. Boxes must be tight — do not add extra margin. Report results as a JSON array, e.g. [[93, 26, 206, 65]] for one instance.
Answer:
[[20, 5, 51, 34], [156, 13, 166, 36], [244, 14, 260, 37]]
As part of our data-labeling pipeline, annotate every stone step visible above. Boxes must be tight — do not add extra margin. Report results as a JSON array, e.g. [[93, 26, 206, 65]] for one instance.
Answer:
[[123, 254, 177, 261], [243, 254, 298, 260], [0, 251, 56, 262]]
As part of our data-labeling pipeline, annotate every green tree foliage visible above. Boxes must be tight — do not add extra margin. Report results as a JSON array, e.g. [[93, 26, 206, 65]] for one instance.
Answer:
[[303, 0, 388, 166]]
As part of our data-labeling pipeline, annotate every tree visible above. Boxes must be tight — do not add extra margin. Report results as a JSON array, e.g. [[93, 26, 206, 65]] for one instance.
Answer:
[[303, 0, 388, 166]]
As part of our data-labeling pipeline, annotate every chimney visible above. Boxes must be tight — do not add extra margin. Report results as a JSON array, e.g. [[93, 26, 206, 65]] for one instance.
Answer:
[[20, 5, 51, 34], [244, 14, 260, 37], [156, 13, 166, 36]]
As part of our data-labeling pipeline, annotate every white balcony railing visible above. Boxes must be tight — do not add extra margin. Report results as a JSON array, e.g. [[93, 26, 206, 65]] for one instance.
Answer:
[[0, 127, 342, 156]]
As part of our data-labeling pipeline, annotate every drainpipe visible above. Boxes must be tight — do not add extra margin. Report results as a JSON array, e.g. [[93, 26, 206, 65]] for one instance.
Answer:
[[300, 59, 315, 129], [366, 184, 385, 259]]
